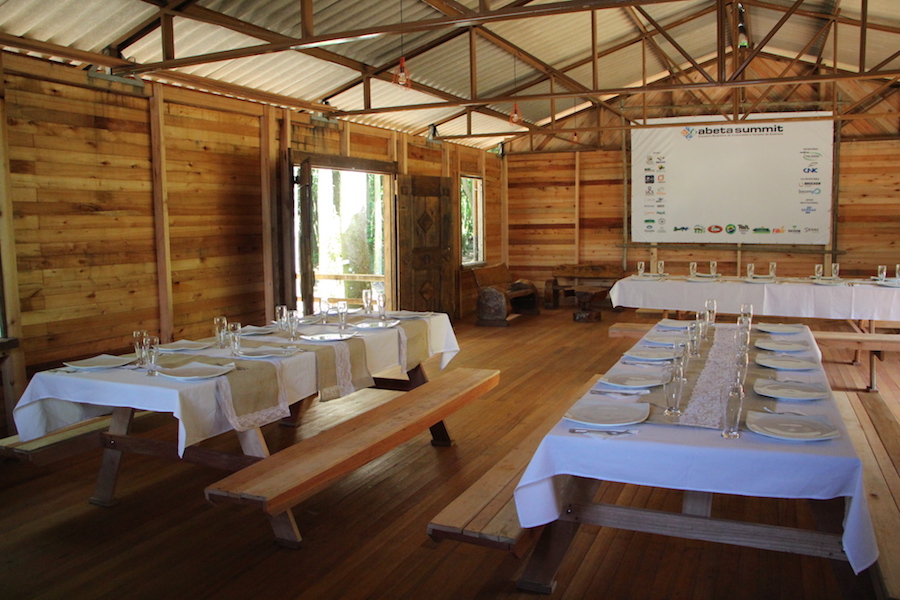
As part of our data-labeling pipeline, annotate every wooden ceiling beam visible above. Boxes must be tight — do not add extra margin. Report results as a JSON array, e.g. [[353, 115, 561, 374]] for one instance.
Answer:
[[729, 0, 804, 82], [741, 0, 900, 36], [112, 0, 686, 75], [107, 0, 200, 57], [635, 5, 715, 83]]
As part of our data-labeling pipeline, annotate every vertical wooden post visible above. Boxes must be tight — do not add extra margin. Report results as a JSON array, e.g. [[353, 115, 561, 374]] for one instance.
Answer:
[[574, 152, 581, 264], [0, 53, 26, 434], [260, 105, 276, 321], [341, 121, 351, 157], [279, 108, 295, 309], [501, 156, 509, 266], [149, 84, 174, 343]]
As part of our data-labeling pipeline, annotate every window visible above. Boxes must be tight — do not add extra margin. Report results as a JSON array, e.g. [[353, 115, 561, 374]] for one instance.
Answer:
[[460, 176, 484, 266]]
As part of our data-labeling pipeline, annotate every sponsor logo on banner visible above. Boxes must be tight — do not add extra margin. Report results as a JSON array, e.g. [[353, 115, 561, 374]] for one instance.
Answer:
[[708, 225, 723, 233], [801, 206, 816, 214], [657, 174, 665, 182], [681, 127, 696, 140], [738, 224, 750, 234], [659, 218, 666, 225], [645, 175, 655, 183], [803, 167, 818, 173], [801, 151, 822, 161], [753, 227, 771, 233], [773, 226, 785, 233], [694, 225, 705, 233], [725, 224, 736, 234], [645, 186, 655, 196], [788, 226, 802, 234], [805, 227, 819, 233], [674, 226, 689, 232], [645, 219, 656, 223], [798, 188, 822, 195]]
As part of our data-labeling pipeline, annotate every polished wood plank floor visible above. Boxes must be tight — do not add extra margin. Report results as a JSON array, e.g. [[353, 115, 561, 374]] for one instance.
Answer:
[[1, 306, 892, 599]]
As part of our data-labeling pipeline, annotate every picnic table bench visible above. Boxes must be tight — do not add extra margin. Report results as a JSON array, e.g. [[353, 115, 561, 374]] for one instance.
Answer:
[[205, 367, 500, 546], [472, 264, 540, 326], [544, 264, 625, 321]]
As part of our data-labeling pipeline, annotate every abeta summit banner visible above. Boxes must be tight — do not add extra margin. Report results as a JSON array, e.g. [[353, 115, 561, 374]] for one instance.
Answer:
[[631, 112, 833, 245]]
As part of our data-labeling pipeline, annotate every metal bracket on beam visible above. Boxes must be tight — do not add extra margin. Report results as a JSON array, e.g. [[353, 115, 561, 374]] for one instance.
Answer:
[[87, 66, 146, 89]]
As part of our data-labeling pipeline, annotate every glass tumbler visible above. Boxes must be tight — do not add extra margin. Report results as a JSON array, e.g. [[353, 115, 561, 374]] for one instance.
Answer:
[[746, 263, 755, 278], [637, 261, 645, 277], [664, 364, 685, 417], [143, 335, 160, 375], [228, 322, 242, 356], [709, 261, 717, 276], [377, 292, 387, 320], [722, 385, 744, 439], [877, 265, 887, 281], [689, 262, 697, 277], [362, 289, 372, 314], [657, 260, 665, 276], [133, 330, 148, 367], [815, 264, 824, 279], [337, 301, 348, 330], [832, 263, 840, 279], [769, 262, 777, 277], [704, 298, 717, 327], [214, 316, 228, 349]]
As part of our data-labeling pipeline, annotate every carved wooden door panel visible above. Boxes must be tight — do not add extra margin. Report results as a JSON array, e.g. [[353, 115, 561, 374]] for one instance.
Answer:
[[396, 174, 456, 317]]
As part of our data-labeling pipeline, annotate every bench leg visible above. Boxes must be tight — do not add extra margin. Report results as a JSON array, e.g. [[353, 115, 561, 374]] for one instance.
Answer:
[[517, 477, 601, 594], [89, 407, 134, 507], [429, 420, 453, 447], [237, 428, 304, 547]]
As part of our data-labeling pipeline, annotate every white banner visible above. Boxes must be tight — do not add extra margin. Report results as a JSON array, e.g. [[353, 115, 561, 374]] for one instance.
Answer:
[[631, 113, 833, 245]]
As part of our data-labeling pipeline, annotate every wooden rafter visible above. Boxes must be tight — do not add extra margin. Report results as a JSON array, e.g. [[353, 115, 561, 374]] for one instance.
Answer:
[[729, 0, 805, 82]]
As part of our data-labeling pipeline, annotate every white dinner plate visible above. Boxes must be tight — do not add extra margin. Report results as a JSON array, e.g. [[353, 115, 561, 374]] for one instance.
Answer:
[[743, 277, 772, 284], [564, 402, 650, 427], [746, 411, 839, 441], [159, 340, 214, 352], [756, 323, 805, 334], [643, 333, 689, 346], [813, 278, 845, 286], [388, 311, 434, 319], [875, 280, 900, 288], [753, 339, 809, 352], [656, 318, 690, 329], [156, 363, 235, 380], [300, 332, 357, 342], [598, 373, 667, 388], [354, 319, 401, 329], [755, 353, 819, 371], [240, 324, 279, 335], [686, 277, 716, 283], [623, 347, 681, 361], [692, 273, 719, 278], [235, 348, 299, 359], [753, 379, 829, 401], [63, 354, 135, 370]]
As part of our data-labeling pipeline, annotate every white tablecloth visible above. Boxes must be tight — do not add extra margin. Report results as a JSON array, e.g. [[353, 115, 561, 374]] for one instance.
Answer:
[[14, 312, 458, 456], [514, 322, 878, 574], [610, 276, 900, 320]]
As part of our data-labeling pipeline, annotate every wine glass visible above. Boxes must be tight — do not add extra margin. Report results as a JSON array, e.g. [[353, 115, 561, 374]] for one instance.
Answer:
[[689, 261, 697, 277], [657, 260, 665, 276], [637, 261, 645, 277], [831, 263, 840, 279], [768, 262, 777, 277], [746, 263, 755, 278], [709, 261, 717, 276], [814, 264, 824, 279], [143, 335, 160, 376]]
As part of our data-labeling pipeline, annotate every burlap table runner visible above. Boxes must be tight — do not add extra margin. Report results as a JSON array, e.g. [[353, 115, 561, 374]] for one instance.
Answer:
[[152, 353, 286, 431], [638, 324, 780, 429], [240, 334, 374, 401]]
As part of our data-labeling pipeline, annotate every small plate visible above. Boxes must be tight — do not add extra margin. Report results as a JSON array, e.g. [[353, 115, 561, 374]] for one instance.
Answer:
[[753, 379, 829, 401], [157, 363, 235, 380], [754, 339, 809, 352], [599, 373, 667, 388], [692, 273, 719, 278], [755, 353, 819, 371], [656, 318, 690, 329], [875, 280, 900, 288], [63, 355, 135, 370], [564, 402, 650, 427], [388, 311, 435, 319], [241, 324, 279, 335], [354, 319, 401, 329], [746, 411, 839, 441], [159, 340, 214, 352], [623, 347, 680, 361], [686, 276, 716, 283], [300, 332, 357, 342], [743, 278, 772, 284], [643, 333, 689, 346], [756, 323, 805, 334], [813, 278, 845, 286], [631, 274, 661, 281]]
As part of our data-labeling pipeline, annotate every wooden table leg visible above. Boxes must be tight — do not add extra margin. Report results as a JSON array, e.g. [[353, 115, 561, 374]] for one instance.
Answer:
[[236, 428, 303, 547], [867, 320, 878, 392], [682, 491, 713, 516], [517, 477, 601, 594], [89, 407, 135, 507]]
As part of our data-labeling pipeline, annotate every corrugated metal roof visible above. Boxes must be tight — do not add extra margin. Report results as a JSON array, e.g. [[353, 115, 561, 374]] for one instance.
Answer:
[[0, 0, 896, 149]]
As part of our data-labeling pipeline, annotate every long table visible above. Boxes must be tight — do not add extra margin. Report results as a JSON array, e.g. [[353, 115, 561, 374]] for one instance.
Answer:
[[610, 275, 900, 320], [513, 320, 877, 593], [14, 311, 458, 457]]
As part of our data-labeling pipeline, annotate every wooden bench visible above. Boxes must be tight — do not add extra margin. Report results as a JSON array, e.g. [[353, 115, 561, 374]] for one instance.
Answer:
[[834, 391, 900, 600], [544, 264, 625, 315], [472, 264, 540, 326], [205, 367, 500, 546], [0, 411, 152, 466]]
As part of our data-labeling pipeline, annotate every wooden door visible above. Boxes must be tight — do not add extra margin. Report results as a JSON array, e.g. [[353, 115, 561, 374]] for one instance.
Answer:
[[396, 175, 457, 317]]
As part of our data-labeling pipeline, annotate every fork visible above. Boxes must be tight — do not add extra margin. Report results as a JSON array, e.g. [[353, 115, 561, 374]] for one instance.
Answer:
[[763, 406, 805, 416], [569, 428, 637, 436]]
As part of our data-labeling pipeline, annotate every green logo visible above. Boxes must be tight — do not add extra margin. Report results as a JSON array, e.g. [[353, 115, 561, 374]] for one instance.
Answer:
[[725, 224, 736, 234]]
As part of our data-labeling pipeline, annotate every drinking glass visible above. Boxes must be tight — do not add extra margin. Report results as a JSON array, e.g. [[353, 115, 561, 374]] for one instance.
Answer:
[[734, 327, 751, 354], [664, 363, 685, 417], [734, 348, 750, 387], [637, 261, 645, 277], [832, 263, 840, 279], [132, 330, 148, 367], [362, 289, 372, 314], [319, 299, 331, 323], [896, 264, 900, 280], [704, 299, 717, 327], [688, 322, 701, 358], [746, 263, 755, 278], [689, 261, 697, 277], [657, 260, 665, 276], [377, 292, 387, 320], [877, 265, 887, 281], [275, 305, 287, 331], [709, 261, 717, 276], [143, 335, 160, 375], [768, 262, 777, 277], [228, 322, 242, 356], [739, 302, 753, 321], [213, 316, 228, 349], [697, 310, 710, 342], [814, 263, 824, 279], [289, 310, 302, 341], [721, 384, 744, 439], [337, 301, 349, 330]]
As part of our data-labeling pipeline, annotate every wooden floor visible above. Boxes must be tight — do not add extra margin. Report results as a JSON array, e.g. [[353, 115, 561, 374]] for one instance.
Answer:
[[1, 306, 896, 600]]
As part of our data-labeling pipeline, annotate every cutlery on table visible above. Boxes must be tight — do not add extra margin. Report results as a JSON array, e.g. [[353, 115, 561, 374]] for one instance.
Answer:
[[763, 406, 805, 416], [590, 389, 650, 396], [569, 428, 637, 436]]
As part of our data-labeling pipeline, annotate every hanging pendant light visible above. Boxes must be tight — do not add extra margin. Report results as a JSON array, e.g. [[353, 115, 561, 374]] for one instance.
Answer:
[[508, 55, 521, 125], [393, 0, 412, 89]]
